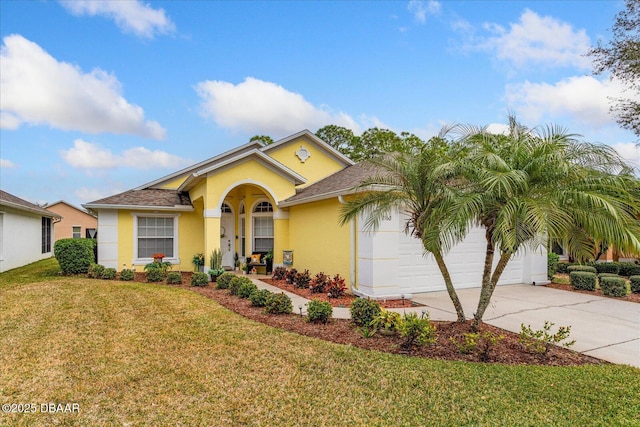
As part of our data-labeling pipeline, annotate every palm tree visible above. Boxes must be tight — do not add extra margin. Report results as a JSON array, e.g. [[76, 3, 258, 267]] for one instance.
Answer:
[[339, 137, 467, 322], [450, 116, 640, 326]]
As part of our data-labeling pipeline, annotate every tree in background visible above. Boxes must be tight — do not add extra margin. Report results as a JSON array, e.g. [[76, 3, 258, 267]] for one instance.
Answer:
[[589, 0, 640, 137], [250, 135, 274, 145]]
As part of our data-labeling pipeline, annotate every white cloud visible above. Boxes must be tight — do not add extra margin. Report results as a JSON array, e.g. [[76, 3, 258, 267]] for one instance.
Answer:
[[60, 139, 189, 171], [59, 0, 175, 38], [478, 9, 591, 70], [408, 1, 441, 24], [195, 77, 362, 136], [505, 75, 625, 127], [0, 35, 166, 139], [75, 186, 125, 203], [0, 159, 16, 168], [612, 142, 640, 168]]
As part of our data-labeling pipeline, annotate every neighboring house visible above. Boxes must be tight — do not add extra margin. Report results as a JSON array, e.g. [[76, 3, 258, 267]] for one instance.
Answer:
[[44, 200, 97, 241], [0, 190, 59, 273], [84, 130, 547, 299]]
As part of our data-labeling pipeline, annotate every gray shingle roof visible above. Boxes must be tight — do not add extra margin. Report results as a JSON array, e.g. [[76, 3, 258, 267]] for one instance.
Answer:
[[86, 189, 192, 208], [0, 189, 59, 217]]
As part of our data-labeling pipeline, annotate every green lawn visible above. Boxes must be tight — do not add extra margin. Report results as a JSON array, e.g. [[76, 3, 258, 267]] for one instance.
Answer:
[[1, 259, 639, 426]]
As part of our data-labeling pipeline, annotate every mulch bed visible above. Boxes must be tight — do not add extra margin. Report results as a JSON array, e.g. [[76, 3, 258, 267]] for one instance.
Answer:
[[546, 274, 640, 304]]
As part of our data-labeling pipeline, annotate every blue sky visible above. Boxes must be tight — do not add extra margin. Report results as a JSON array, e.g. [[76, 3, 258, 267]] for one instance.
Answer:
[[1, 0, 638, 208]]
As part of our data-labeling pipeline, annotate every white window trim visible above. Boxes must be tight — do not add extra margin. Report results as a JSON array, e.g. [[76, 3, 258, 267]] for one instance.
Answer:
[[239, 202, 246, 258], [131, 213, 181, 265], [251, 199, 273, 253], [72, 225, 82, 239]]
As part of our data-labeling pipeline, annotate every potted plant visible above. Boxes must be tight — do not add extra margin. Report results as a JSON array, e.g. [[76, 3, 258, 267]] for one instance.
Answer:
[[208, 249, 224, 282], [234, 252, 240, 271], [240, 262, 248, 274], [192, 253, 205, 272], [262, 250, 274, 274]]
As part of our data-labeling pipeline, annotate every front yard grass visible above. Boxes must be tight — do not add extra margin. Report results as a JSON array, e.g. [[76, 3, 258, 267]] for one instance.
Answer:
[[1, 259, 639, 426]]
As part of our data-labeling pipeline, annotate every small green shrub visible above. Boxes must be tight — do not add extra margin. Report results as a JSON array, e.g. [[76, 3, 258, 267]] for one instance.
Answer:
[[293, 269, 311, 289], [599, 276, 627, 297], [350, 298, 382, 327], [598, 272, 619, 280], [327, 274, 347, 298], [619, 263, 640, 277], [630, 276, 640, 294], [450, 331, 504, 361], [216, 272, 235, 289], [119, 268, 134, 281], [306, 299, 333, 323], [551, 275, 571, 285], [567, 265, 597, 274], [230, 276, 254, 296], [54, 238, 95, 274], [238, 281, 259, 299], [87, 263, 105, 279], [397, 312, 437, 349], [265, 292, 293, 314], [190, 272, 209, 287], [519, 321, 575, 355], [272, 266, 287, 281], [555, 262, 571, 274], [145, 268, 165, 283], [594, 262, 620, 275], [370, 310, 402, 334], [547, 252, 560, 279], [101, 267, 117, 280], [166, 271, 182, 284], [570, 271, 597, 291], [358, 326, 376, 338], [249, 289, 271, 307]]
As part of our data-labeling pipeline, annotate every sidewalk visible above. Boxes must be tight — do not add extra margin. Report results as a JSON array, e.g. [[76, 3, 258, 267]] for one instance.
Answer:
[[249, 276, 640, 368]]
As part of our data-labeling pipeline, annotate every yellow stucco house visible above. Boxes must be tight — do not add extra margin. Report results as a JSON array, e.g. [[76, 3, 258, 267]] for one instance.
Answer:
[[84, 130, 548, 299]]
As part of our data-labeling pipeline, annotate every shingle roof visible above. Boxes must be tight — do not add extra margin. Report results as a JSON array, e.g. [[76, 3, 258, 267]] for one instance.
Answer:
[[0, 189, 59, 217], [282, 161, 380, 205], [86, 189, 193, 208]]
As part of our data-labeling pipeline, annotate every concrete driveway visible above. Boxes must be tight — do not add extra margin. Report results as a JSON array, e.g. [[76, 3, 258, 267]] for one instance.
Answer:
[[410, 284, 640, 368]]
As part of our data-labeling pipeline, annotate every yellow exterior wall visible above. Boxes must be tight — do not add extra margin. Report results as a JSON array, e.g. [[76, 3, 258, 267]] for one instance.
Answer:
[[287, 198, 351, 283], [266, 138, 345, 186], [158, 175, 189, 190]]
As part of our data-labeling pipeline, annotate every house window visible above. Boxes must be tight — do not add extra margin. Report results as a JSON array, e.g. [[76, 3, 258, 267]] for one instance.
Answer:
[[221, 203, 232, 213], [239, 202, 246, 257], [72, 226, 81, 239], [252, 201, 273, 252], [86, 228, 97, 239], [42, 217, 51, 253], [135, 215, 177, 259]]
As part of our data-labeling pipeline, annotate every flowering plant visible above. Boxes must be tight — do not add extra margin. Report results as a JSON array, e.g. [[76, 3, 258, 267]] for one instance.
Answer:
[[152, 253, 165, 260]]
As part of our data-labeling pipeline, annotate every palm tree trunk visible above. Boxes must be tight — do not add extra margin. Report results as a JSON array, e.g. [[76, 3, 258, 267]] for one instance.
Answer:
[[433, 251, 466, 322], [474, 250, 513, 328], [473, 229, 496, 328]]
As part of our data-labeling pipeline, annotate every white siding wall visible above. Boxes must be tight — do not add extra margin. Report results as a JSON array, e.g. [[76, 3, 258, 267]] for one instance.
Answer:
[[97, 210, 118, 269], [0, 208, 52, 273], [356, 209, 548, 298]]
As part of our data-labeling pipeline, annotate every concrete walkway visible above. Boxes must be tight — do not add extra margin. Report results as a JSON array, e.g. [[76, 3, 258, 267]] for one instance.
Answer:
[[249, 275, 640, 368]]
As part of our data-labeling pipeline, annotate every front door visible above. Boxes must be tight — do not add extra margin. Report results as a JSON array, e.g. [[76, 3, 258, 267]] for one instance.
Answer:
[[220, 214, 234, 268]]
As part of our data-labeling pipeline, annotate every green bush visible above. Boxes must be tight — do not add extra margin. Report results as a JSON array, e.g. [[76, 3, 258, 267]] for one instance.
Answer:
[[190, 272, 209, 287], [54, 238, 95, 274], [630, 276, 640, 294], [265, 292, 293, 314], [216, 272, 235, 289], [101, 267, 117, 280], [570, 271, 597, 291], [547, 252, 560, 279], [519, 321, 575, 355], [230, 276, 254, 296], [238, 281, 259, 299], [87, 263, 105, 279], [249, 289, 271, 307], [145, 268, 165, 283], [619, 263, 640, 277], [397, 312, 437, 349], [594, 262, 620, 275], [119, 268, 134, 281], [306, 299, 333, 323], [166, 271, 183, 284], [371, 310, 402, 334], [556, 262, 571, 274], [599, 276, 627, 297], [567, 265, 597, 274], [350, 298, 382, 327], [598, 272, 619, 280]]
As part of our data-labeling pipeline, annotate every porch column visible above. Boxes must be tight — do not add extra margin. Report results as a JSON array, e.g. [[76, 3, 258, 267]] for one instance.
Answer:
[[204, 208, 221, 272], [273, 208, 289, 266]]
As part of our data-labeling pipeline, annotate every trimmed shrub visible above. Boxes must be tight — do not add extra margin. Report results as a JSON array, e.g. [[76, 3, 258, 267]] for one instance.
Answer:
[[598, 272, 619, 281], [600, 276, 627, 297], [306, 299, 333, 323], [350, 298, 382, 327], [249, 289, 271, 307], [166, 271, 183, 284], [570, 271, 597, 291], [238, 281, 259, 299], [594, 262, 620, 275], [309, 272, 330, 294], [216, 272, 235, 289], [547, 252, 560, 279], [145, 268, 165, 283], [87, 263, 105, 279], [398, 312, 437, 349], [567, 265, 597, 274], [556, 262, 571, 274], [119, 268, 134, 281], [54, 238, 95, 274], [230, 276, 253, 296], [190, 272, 209, 287], [272, 266, 287, 281], [265, 292, 293, 314], [630, 276, 640, 294], [619, 263, 640, 277], [101, 267, 117, 280]]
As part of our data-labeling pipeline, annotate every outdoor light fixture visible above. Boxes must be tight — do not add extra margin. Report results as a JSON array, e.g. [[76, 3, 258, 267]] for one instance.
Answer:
[[421, 309, 427, 319], [298, 304, 303, 316], [401, 294, 405, 306]]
